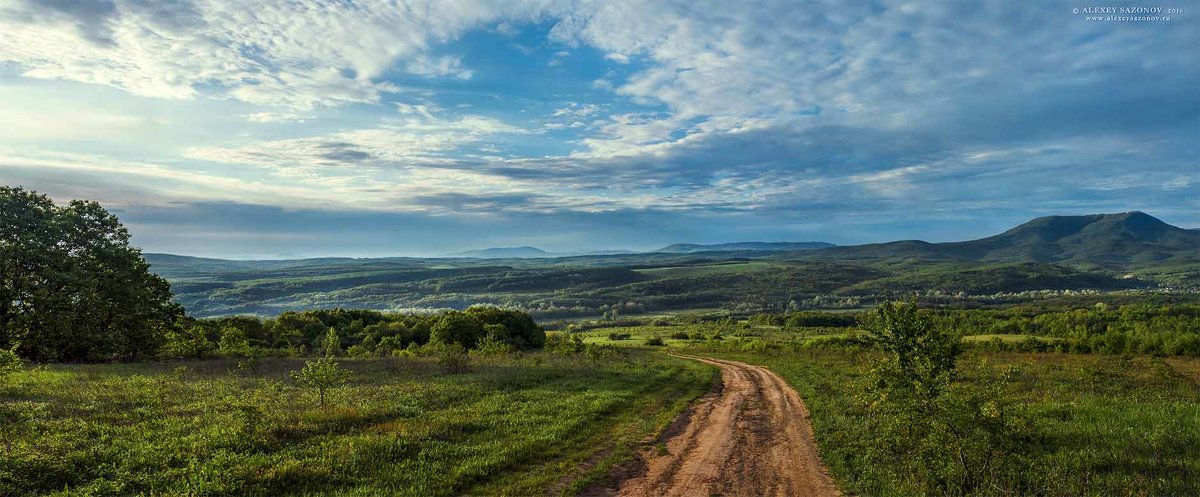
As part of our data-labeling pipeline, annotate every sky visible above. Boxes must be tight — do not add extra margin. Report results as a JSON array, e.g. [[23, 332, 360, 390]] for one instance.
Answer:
[[0, 0, 1197, 259]]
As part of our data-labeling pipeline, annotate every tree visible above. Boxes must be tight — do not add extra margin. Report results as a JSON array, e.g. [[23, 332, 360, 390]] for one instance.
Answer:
[[290, 356, 353, 406], [865, 300, 960, 401], [218, 325, 252, 358], [858, 301, 1026, 494], [463, 305, 545, 349], [0, 187, 182, 361], [162, 325, 214, 360], [429, 311, 485, 349], [321, 327, 342, 357]]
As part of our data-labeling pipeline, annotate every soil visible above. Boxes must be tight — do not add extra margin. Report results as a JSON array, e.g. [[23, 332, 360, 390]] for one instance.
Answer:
[[594, 354, 840, 497]]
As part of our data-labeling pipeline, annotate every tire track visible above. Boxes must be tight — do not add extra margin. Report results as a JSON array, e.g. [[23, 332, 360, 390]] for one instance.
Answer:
[[613, 354, 840, 497]]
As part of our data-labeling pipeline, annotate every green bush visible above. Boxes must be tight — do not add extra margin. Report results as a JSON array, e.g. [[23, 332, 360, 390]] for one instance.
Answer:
[[857, 301, 1029, 494], [217, 325, 251, 358], [0, 343, 23, 380], [645, 336, 665, 346], [545, 333, 585, 354], [162, 326, 213, 360], [289, 356, 354, 406]]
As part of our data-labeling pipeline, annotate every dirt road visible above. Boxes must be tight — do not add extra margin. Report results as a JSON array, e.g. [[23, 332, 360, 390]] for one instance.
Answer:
[[613, 354, 839, 497]]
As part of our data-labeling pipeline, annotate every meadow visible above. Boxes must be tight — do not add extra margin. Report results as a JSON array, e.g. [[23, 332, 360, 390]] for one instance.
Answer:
[[3, 308, 1199, 496], [581, 324, 1200, 496], [0, 350, 712, 496]]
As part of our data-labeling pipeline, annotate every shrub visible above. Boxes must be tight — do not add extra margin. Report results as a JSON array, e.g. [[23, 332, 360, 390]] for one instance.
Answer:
[[162, 326, 213, 360], [545, 333, 585, 354], [430, 312, 486, 349], [289, 356, 354, 406], [857, 301, 1028, 495], [584, 343, 624, 362], [0, 343, 23, 380], [669, 331, 690, 340], [437, 343, 471, 373], [645, 336, 665, 346], [217, 325, 252, 358], [321, 327, 343, 357], [475, 331, 515, 356]]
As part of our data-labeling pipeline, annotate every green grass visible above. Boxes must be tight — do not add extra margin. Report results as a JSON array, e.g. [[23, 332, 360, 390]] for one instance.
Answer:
[[0, 351, 713, 496], [684, 346, 1200, 496], [578, 324, 852, 348], [962, 334, 1065, 343]]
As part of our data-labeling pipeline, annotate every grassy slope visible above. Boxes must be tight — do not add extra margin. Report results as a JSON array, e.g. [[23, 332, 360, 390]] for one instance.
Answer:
[[0, 352, 713, 497], [686, 347, 1200, 496], [571, 322, 1200, 494]]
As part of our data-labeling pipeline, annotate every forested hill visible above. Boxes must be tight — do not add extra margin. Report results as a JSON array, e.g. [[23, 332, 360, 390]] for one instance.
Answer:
[[142, 212, 1199, 317], [799, 212, 1200, 267], [656, 241, 835, 253]]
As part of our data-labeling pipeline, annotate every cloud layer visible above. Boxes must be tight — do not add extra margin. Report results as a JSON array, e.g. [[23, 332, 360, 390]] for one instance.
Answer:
[[0, 0, 1196, 255]]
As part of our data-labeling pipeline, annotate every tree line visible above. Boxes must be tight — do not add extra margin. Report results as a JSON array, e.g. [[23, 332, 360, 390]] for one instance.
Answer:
[[745, 303, 1200, 356], [168, 306, 545, 360], [1, 187, 544, 362]]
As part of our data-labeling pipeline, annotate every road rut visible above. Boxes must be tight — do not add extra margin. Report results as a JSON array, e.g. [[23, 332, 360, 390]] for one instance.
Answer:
[[614, 354, 840, 497]]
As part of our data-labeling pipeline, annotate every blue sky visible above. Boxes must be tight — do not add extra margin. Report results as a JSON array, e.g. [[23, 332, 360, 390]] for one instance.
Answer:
[[0, 1, 1196, 258]]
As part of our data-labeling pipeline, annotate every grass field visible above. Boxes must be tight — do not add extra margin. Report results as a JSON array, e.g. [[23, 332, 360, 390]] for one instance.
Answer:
[[570, 322, 1200, 495], [678, 345, 1200, 496], [0, 351, 713, 496], [5, 319, 1198, 496]]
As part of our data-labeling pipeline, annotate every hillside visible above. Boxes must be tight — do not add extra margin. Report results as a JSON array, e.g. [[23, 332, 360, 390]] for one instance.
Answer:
[[144, 212, 1198, 317], [805, 212, 1200, 268], [656, 242, 835, 253], [450, 246, 551, 258]]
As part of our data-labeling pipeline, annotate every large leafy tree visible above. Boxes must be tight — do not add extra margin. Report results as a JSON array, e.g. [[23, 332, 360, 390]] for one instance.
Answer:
[[0, 187, 182, 361]]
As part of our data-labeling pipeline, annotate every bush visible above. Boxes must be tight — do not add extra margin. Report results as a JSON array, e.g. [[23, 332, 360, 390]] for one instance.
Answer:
[[162, 326, 213, 360], [857, 301, 1028, 494], [669, 331, 690, 340], [430, 312, 486, 349], [545, 333, 585, 354], [608, 332, 632, 340], [646, 336, 665, 346], [436, 343, 471, 373], [0, 343, 23, 380], [475, 331, 515, 356], [289, 357, 354, 406], [217, 325, 252, 358]]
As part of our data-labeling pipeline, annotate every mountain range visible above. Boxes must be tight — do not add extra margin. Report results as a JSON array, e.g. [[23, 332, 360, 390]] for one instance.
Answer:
[[804, 212, 1200, 267], [656, 242, 835, 253], [142, 212, 1199, 317], [435, 212, 1197, 266]]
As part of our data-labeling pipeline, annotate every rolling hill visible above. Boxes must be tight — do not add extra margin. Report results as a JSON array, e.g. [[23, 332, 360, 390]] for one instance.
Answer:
[[144, 212, 1198, 317], [656, 241, 835, 253], [450, 246, 552, 258], [803, 212, 1200, 268]]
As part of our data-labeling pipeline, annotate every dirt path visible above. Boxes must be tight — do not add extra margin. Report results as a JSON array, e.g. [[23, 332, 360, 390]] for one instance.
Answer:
[[612, 354, 840, 497]]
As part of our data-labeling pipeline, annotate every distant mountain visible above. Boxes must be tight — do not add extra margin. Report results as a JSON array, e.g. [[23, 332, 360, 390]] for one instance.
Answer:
[[451, 246, 551, 258], [810, 212, 1200, 268], [656, 241, 836, 253]]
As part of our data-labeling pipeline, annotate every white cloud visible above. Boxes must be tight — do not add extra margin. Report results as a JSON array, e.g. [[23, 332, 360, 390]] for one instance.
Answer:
[[406, 55, 473, 80], [552, 103, 600, 118], [243, 112, 313, 123], [187, 111, 525, 173], [604, 53, 630, 64], [0, 104, 148, 140], [0, 0, 507, 108]]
